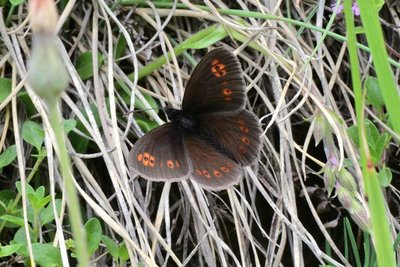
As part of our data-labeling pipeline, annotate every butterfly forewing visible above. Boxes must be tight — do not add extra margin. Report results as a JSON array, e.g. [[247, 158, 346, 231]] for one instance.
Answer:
[[182, 48, 245, 114], [185, 136, 242, 191], [197, 110, 262, 166], [129, 123, 190, 181]]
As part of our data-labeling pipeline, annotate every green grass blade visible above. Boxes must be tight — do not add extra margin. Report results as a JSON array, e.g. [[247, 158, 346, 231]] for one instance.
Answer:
[[344, 1, 396, 266]]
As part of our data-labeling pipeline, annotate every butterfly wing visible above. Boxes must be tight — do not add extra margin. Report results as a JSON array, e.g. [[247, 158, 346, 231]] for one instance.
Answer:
[[129, 123, 191, 181], [182, 47, 245, 114], [185, 136, 243, 191], [197, 110, 262, 166]]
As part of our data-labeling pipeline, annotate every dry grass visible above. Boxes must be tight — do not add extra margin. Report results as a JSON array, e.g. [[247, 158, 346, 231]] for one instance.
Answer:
[[1, 0, 400, 266]]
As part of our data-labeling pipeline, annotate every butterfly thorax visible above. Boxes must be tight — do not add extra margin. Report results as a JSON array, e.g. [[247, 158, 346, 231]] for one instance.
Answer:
[[166, 108, 197, 132]]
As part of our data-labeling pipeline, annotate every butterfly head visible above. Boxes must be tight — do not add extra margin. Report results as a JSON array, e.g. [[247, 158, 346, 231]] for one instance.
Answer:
[[166, 107, 197, 132]]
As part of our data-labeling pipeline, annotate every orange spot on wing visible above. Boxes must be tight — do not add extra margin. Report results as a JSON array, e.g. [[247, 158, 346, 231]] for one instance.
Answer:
[[202, 170, 211, 179], [240, 126, 249, 133], [137, 153, 143, 161], [175, 161, 180, 168], [143, 152, 150, 166], [239, 146, 246, 154], [223, 88, 232, 95], [167, 160, 174, 169], [149, 155, 155, 167], [213, 170, 222, 178], [217, 69, 227, 77], [241, 136, 250, 145], [221, 166, 230, 172], [211, 60, 227, 78]]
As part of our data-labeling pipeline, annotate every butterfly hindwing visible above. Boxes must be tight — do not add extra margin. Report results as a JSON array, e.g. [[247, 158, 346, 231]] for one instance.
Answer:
[[196, 110, 262, 166], [185, 136, 242, 191], [182, 48, 245, 114], [129, 123, 191, 181]]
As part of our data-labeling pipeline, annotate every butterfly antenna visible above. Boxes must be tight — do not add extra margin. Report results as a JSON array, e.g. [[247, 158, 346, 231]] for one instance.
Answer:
[[124, 107, 166, 117]]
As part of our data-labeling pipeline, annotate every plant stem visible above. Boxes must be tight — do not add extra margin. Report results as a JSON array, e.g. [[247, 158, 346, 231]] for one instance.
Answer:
[[47, 100, 89, 267], [344, 1, 396, 266]]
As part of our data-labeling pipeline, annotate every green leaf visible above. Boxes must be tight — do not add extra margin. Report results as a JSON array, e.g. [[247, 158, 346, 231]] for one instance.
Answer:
[[62, 119, 77, 134], [365, 121, 380, 146], [0, 145, 17, 168], [0, 243, 23, 257], [364, 121, 386, 164], [9, 0, 24, 6], [22, 121, 45, 151], [347, 125, 358, 145], [182, 26, 227, 49], [101, 235, 119, 260], [17, 91, 36, 117], [134, 93, 158, 112], [364, 76, 384, 109], [0, 78, 11, 103], [117, 78, 159, 114], [70, 103, 100, 153], [13, 227, 37, 245], [36, 186, 45, 198], [115, 34, 127, 60], [135, 115, 159, 132], [85, 218, 102, 256], [374, 0, 384, 10], [0, 214, 24, 226], [27, 193, 52, 213], [31, 243, 61, 267], [16, 181, 35, 195], [0, 209, 23, 229], [347, 120, 390, 165], [27, 205, 35, 224], [40, 199, 62, 225], [75, 51, 104, 80], [0, 189, 16, 210], [118, 242, 129, 262], [378, 167, 392, 187], [65, 238, 75, 250], [375, 133, 391, 165]]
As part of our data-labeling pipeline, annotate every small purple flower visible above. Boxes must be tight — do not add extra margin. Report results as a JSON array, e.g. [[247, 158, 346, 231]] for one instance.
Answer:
[[331, 2, 344, 14], [331, 1, 360, 16], [352, 1, 360, 16]]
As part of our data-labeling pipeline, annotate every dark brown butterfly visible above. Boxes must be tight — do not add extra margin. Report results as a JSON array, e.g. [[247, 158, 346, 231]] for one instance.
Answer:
[[129, 48, 262, 190]]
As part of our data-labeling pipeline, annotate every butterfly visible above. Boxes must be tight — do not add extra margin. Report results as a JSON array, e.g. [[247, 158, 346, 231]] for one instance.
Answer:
[[129, 47, 262, 190]]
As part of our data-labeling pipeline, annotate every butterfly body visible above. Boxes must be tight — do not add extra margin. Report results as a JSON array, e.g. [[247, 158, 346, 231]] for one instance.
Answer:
[[130, 48, 262, 190], [165, 108, 197, 132]]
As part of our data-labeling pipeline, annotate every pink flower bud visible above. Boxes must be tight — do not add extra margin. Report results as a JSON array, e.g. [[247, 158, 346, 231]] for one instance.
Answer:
[[29, 0, 59, 34]]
